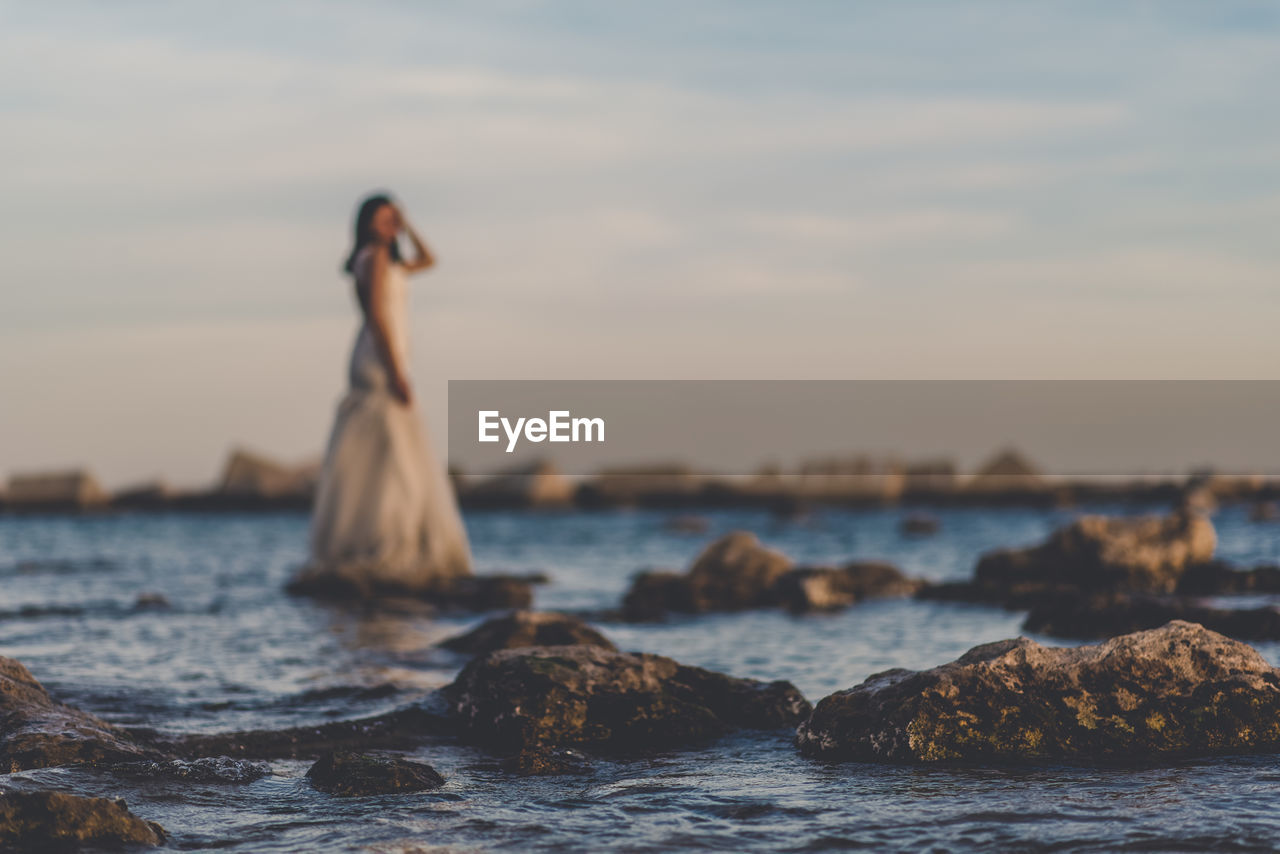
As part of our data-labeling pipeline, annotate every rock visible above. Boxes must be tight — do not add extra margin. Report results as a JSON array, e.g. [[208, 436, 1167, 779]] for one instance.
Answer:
[[306, 751, 444, 797], [1175, 561, 1280, 595], [0, 790, 164, 849], [1250, 501, 1280, 522], [621, 532, 792, 619], [899, 514, 940, 536], [219, 447, 318, 499], [133, 592, 170, 610], [285, 573, 535, 610], [502, 746, 593, 775], [456, 460, 574, 509], [772, 562, 923, 613], [164, 704, 451, 760], [448, 645, 810, 766], [3, 470, 109, 512], [972, 511, 1216, 600], [685, 531, 794, 610], [440, 611, 615, 656], [664, 515, 710, 534], [1023, 593, 1280, 641], [796, 621, 1280, 763], [0, 657, 161, 772], [621, 571, 697, 621], [110, 756, 270, 784], [622, 533, 920, 619]]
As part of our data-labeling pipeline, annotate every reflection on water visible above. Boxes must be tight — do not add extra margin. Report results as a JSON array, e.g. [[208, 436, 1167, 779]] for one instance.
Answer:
[[0, 504, 1278, 851]]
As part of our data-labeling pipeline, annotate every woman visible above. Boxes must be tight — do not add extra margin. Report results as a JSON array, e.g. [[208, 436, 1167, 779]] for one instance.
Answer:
[[293, 193, 473, 596]]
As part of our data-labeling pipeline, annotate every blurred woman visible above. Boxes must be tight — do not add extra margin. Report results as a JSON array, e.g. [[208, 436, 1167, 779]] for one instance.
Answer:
[[293, 193, 472, 596]]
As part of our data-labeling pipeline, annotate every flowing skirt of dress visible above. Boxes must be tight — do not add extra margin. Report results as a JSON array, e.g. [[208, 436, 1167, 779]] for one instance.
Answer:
[[297, 323, 472, 595]]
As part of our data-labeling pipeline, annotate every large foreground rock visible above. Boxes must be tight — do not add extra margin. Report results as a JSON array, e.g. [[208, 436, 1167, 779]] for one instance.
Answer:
[[440, 611, 615, 656], [622, 531, 917, 619], [0, 790, 165, 849], [448, 645, 810, 766], [797, 621, 1280, 763], [0, 657, 161, 772], [925, 512, 1217, 605]]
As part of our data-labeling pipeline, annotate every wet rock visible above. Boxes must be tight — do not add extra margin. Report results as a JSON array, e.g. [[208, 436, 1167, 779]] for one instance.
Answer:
[[1250, 501, 1280, 522], [621, 571, 697, 621], [502, 746, 593, 775], [664, 515, 710, 534], [1176, 561, 1280, 595], [0, 657, 162, 772], [286, 573, 535, 610], [1023, 593, 1280, 641], [796, 621, 1280, 763], [164, 703, 451, 760], [772, 562, 923, 613], [622, 532, 919, 619], [0, 790, 165, 849], [440, 611, 615, 656], [133, 592, 170, 610], [448, 645, 810, 764], [684, 531, 794, 610], [110, 756, 271, 783], [305, 751, 444, 797], [899, 514, 940, 536], [972, 511, 1216, 600]]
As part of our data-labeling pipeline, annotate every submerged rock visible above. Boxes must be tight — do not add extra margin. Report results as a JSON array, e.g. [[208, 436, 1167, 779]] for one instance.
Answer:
[[0, 657, 161, 772], [899, 514, 940, 536], [165, 704, 451, 760], [621, 531, 917, 619], [0, 790, 165, 849], [448, 645, 810, 768], [306, 751, 445, 797], [440, 611, 615, 655], [945, 511, 1217, 605], [110, 756, 270, 784], [1023, 593, 1280, 641], [772, 562, 923, 613], [1175, 561, 1280, 595], [797, 621, 1280, 763], [286, 572, 536, 611]]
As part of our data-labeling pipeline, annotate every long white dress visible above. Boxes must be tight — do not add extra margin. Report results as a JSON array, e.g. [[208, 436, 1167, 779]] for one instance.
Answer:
[[296, 247, 472, 595]]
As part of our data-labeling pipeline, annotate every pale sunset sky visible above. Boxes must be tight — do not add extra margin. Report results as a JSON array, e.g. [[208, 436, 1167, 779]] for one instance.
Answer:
[[2, 1, 1278, 487]]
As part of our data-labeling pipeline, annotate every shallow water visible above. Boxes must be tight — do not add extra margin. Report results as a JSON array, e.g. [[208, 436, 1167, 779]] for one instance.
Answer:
[[1, 503, 1279, 852]]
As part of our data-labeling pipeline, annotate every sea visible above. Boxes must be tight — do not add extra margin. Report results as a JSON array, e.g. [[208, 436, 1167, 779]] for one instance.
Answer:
[[1, 502, 1279, 852]]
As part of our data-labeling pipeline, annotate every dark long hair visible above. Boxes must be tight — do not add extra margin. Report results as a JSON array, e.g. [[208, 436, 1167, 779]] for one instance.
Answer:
[[343, 192, 403, 275]]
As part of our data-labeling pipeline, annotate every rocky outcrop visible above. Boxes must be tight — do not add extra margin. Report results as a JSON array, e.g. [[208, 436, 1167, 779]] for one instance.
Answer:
[[796, 621, 1280, 763], [447, 645, 810, 769], [771, 562, 923, 613], [1023, 594, 1280, 641], [0, 790, 165, 849], [305, 751, 444, 797], [921, 512, 1217, 606], [622, 532, 918, 619], [440, 611, 615, 655], [0, 657, 162, 772]]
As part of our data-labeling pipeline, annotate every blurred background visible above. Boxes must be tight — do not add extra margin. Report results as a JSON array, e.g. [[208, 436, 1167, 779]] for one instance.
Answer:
[[2, 1, 1279, 490]]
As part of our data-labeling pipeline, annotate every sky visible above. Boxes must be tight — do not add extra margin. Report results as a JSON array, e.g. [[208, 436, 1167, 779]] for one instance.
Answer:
[[2, 1, 1279, 488]]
